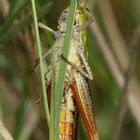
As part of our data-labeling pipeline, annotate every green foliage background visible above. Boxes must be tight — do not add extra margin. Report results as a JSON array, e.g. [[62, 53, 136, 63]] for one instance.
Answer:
[[0, 0, 140, 140]]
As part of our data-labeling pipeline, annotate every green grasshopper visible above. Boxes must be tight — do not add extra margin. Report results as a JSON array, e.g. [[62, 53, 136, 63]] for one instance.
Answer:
[[38, 1, 99, 140]]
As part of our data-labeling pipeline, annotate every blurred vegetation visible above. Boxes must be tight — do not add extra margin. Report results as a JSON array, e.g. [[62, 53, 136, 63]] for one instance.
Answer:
[[0, 0, 140, 140]]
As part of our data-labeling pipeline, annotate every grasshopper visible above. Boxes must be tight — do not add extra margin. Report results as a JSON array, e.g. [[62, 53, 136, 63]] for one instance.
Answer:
[[38, 1, 99, 140]]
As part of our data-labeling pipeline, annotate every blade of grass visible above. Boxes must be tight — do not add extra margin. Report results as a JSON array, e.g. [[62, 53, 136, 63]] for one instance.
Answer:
[[36, 2, 54, 46], [0, 1, 28, 35], [0, 119, 14, 140], [9, 0, 21, 14], [0, 2, 52, 43], [49, 57, 55, 140], [36, 2, 53, 17], [54, 0, 77, 139], [30, 0, 50, 125]]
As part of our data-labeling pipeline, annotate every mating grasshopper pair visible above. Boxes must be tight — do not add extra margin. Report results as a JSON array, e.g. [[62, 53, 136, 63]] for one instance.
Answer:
[[38, 1, 99, 140]]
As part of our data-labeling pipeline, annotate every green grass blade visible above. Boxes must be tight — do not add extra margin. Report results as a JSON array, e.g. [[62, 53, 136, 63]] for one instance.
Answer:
[[49, 55, 56, 140], [30, 0, 50, 125], [9, 0, 21, 14], [0, 1, 28, 35], [0, 3, 52, 43], [36, 2, 54, 46], [54, 0, 77, 139]]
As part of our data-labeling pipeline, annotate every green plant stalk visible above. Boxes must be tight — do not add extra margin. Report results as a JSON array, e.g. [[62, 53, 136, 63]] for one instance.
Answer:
[[30, 0, 50, 125], [54, 0, 77, 139], [49, 50, 56, 140]]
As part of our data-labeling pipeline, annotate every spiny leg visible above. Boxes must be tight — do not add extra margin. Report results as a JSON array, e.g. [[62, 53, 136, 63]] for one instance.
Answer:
[[33, 45, 61, 71], [74, 0, 94, 32], [32, 49, 51, 71], [60, 54, 91, 80], [76, 45, 93, 80], [38, 22, 61, 38], [35, 65, 52, 103], [78, 0, 94, 21]]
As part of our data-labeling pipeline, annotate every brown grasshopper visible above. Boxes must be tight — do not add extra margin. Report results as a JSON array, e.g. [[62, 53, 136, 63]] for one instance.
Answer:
[[38, 1, 99, 140]]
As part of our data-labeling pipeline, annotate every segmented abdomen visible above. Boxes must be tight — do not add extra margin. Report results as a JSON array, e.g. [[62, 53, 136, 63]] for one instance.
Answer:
[[59, 89, 76, 140]]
